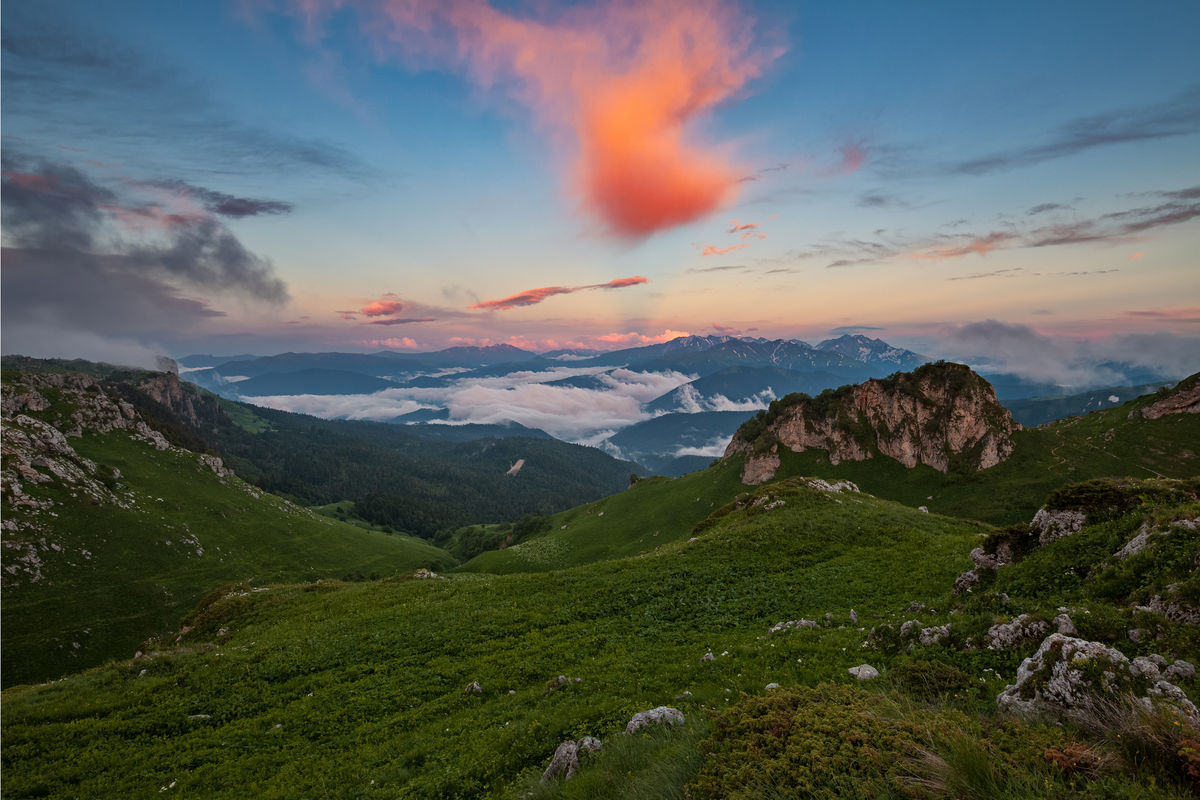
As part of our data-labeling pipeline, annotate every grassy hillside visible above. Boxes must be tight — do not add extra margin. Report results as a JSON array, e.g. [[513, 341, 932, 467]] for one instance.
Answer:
[[769, 387, 1199, 524], [456, 459, 746, 573], [5, 478, 1197, 798], [2, 428, 453, 687]]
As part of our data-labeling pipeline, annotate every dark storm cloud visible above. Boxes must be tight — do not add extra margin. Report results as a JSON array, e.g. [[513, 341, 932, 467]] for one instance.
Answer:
[[1, 151, 290, 354], [947, 86, 1200, 176]]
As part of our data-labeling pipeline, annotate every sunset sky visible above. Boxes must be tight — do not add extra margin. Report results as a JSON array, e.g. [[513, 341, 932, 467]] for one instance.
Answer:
[[2, 0, 1198, 366]]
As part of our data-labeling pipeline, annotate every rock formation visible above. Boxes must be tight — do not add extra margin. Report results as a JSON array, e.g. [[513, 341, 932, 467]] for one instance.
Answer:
[[724, 362, 1018, 484], [1135, 372, 1200, 419]]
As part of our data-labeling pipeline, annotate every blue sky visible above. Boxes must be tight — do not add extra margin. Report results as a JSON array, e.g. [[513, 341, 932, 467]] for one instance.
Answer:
[[2, 0, 1198, 368]]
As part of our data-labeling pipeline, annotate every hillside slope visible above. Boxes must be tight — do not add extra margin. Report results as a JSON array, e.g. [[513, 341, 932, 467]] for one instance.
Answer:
[[5, 478, 1198, 798], [1, 369, 453, 686]]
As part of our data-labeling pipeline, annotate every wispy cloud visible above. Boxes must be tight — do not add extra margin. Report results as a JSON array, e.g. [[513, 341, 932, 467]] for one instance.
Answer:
[[728, 220, 759, 233], [366, 317, 438, 326], [947, 86, 1200, 176], [469, 276, 649, 311], [702, 243, 749, 256]]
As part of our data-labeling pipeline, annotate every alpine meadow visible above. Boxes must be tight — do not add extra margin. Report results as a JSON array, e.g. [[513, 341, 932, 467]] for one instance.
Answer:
[[2, 1, 1200, 798]]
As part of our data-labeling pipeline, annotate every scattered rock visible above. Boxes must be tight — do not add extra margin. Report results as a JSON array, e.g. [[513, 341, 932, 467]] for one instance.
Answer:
[[918, 506, 929, 513], [1052, 614, 1077, 636], [1166, 661, 1196, 682], [953, 569, 981, 594], [544, 675, 582, 693], [1128, 629, 1144, 643], [1031, 508, 1087, 545], [769, 619, 819, 634], [765, 682, 781, 690], [997, 634, 1199, 727], [412, 568, 439, 579], [541, 740, 579, 783], [919, 624, 951, 646], [986, 614, 1049, 650], [701, 652, 715, 663], [626, 706, 684, 735], [849, 609, 858, 624], [577, 736, 602, 753], [849, 664, 879, 680], [464, 681, 482, 695]]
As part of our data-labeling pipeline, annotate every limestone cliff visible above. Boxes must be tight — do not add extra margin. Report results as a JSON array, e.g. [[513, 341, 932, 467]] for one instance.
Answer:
[[1136, 372, 1200, 420], [724, 362, 1018, 484]]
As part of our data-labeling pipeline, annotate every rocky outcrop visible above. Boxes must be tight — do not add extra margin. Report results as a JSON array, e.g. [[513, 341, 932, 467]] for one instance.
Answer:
[[725, 362, 1018, 484], [1135, 372, 1200, 419], [998, 634, 1199, 728]]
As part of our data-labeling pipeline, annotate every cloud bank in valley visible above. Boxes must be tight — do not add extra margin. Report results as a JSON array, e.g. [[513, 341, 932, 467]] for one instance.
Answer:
[[277, 0, 780, 236], [935, 320, 1200, 387], [247, 366, 695, 441]]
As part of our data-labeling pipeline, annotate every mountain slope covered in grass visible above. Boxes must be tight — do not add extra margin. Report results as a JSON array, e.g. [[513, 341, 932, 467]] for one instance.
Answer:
[[5, 476, 1198, 799], [1, 368, 454, 687]]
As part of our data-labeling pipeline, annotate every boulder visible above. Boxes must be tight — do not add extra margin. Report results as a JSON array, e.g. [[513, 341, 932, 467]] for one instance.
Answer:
[[541, 740, 579, 783], [849, 664, 879, 680], [626, 706, 684, 735]]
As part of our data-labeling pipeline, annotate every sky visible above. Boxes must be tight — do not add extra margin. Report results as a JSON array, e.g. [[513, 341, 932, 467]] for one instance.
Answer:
[[2, 0, 1198, 368]]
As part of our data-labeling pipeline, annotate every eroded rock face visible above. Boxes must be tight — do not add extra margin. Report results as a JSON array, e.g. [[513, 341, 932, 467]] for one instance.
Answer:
[[725, 363, 1018, 484], [1136, 373, 1200, 419], [997, 634, 1199, 728]]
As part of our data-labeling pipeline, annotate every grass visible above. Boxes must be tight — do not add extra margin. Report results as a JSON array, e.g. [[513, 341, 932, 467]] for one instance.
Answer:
[[2, 431, 454, 687], [4, 477, 1197, 798], [2, 480, 986, 798]]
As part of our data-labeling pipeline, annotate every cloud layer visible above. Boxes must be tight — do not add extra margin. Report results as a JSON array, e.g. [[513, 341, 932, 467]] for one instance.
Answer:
[[249, 366, 694, 441]]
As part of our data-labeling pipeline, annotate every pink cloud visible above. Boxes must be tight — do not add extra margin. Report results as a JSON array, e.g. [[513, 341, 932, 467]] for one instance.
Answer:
[[272, 0, 782, 237], [728, 221, 758, 233], [833, 142, 866, 175], [469, 275, 649, 311], [1129, 252, 1145, 260], [361, 299, 406, 317], [702, 243, 749, 256], [361, 336, 419, 349]]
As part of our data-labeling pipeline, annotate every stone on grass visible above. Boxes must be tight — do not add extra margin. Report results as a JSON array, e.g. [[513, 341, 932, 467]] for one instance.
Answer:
[[626, 706, 685, 735], [464, 681, 482, 695], [849, 664, 879, 680]]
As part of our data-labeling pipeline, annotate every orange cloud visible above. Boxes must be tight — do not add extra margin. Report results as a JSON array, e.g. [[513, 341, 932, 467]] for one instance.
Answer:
[[728, 221, 758, 233], [702, 243, 749, 256], [282, 0, 781, 236], [469, 275, 648, 311], [1129, 252, 1145, 260], [361, 299, 406, 317]]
